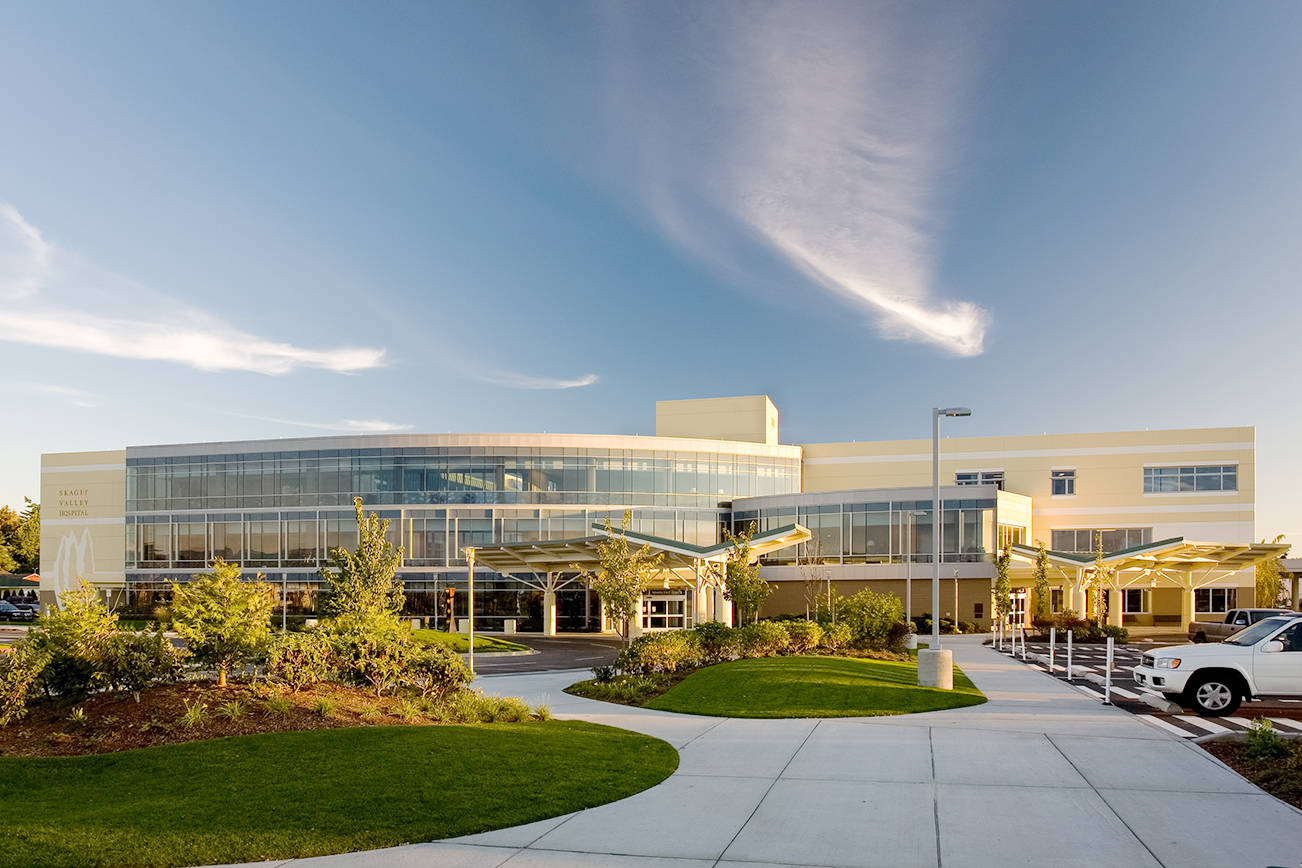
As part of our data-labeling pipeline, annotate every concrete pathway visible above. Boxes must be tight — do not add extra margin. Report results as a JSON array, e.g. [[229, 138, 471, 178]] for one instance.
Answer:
[[239, 636, 1302, 868]]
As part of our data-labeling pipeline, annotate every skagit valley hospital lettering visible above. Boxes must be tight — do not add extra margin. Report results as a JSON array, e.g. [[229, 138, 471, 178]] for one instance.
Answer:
[[57, 488, 90, 518]]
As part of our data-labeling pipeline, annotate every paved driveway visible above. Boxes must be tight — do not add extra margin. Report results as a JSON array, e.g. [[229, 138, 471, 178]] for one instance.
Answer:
[[240, 637, 1302, 868]]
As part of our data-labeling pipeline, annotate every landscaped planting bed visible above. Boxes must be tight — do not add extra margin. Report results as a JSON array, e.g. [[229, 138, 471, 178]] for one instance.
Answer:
[[1203, 720, 1302, 809], [0, 721, 677, 868]]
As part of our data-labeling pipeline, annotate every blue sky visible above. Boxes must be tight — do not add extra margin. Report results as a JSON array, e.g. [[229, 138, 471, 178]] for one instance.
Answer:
[[3, 1, 1301, 541]]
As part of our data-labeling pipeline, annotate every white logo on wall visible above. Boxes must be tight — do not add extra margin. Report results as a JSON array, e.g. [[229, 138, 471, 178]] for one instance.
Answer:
[[49, 528, 95, 600]]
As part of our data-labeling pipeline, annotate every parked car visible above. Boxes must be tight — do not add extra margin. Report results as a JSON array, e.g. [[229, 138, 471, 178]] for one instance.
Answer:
[[1187, 608, 1293, 643], [0, 599, 34, 622], [1134, 614, 1302, 715]]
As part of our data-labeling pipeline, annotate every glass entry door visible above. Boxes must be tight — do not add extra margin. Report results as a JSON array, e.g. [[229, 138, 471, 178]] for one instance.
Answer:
[[641, 592, 690, 630]]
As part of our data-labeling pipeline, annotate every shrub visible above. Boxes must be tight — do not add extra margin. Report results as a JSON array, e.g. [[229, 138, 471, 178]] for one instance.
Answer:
[[104, 629, 185, 701], [490, 695, 533, 723], [0, 644, 49, 726], [262, 696, 291, 716], [1100, 624, 1129, 643], [1246, 718, 1289, 762], [180, 699, 207, 728], [27, 581, 117, 699], [330, 629, 411, 696], [839, 589, 905, 647], [402, 643, 473, 700], [311, 698, 334, 718], [622, 632, 700, 674], [217, 700, 246, 720], [783, 619, 823, 654], [737, 621, 789, 658], [819, 621, 853, 652], [886, 621, 914, 653], [533, 704, 552, 721], [67, 707, 87, 727], [692, 622, 737, 663], [264, 631, 334, 691], [396, 698, 423, 722], [591, 664, 617, 683]]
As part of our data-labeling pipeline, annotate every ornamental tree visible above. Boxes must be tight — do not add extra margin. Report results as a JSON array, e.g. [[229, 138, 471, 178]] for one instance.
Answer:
[[170, 558, 274, 687], [318, 497, 405, 631], [992, 549, 1012, 626], [1256, 535, 1290, 607], [575, 512, 664, 645], [1031, 541, 1051, 622], [723, 525, 771, 625]]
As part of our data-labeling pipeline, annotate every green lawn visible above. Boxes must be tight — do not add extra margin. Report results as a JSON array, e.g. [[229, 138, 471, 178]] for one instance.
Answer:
[[644, 655, 987, 718], [413, 629, 530, 653], [0, 721, 676, 868]]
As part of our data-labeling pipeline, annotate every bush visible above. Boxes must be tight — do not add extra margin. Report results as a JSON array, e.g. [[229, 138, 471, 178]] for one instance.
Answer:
[[169, 560, 275, 687], [330, 630, 410, 696], [0, 644, 49, 725], [620, 632, 700, 674], [958, 621, 979, 635], [104, 629, 185, 700], [783, 619, 823, 654], [591, 664, 617, 683], [819, 621, 853, 652], [693, 622, 737, 663], [886, 621, 914, 654], [1246, 718, 1289, 762], [27, 581, 118, 699], [839, 589, 905, 647], [1100, 624, 1129, 643], [736, 621, 789, 658], [264, 631, 334, 691], [402, 643, 473, 700]]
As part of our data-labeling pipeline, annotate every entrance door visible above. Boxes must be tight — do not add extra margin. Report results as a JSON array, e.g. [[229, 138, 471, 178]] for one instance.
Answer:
[[1009, 589, 1029, 628], [641, 592, 690, 631]]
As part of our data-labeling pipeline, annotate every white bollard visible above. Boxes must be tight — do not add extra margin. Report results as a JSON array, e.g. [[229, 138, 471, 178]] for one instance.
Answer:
[[1049, 627, 1056, 673], [1020, 627, 1027, 661], [1103, 636, 1114, 705], [1066, 630, 1073, 682]]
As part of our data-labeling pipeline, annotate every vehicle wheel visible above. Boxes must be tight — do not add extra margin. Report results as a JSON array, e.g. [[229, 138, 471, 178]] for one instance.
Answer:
[[1186, 674, 1242, 716], [1193, 632, 1207, 643]]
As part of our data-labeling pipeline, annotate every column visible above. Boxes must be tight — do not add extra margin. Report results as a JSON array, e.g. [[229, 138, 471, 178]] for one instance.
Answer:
[[1293, 573, 1300, 611], [1180, 573, 1195, 631], [714, 585, 733, 626], [542, 582, 557, 637], [1107, 588, 1123, 627], [627, 593, 644, 639]]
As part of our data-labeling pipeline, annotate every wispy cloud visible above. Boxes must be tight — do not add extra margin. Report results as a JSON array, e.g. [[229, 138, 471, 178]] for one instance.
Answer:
[[1, 382, 98, 408], [231, 413, 414, 433], [0, 205, 387, 374], [472, 369, 599, 390], [601, 3, 993, 356]]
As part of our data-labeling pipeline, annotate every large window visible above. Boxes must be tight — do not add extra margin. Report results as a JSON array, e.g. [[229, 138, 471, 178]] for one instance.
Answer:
[[956, 470, 1004, 489], [1051, 528, 1152, 553], [1051, 469, 1076, 496], [1195, 588, 1237, 614], [1122, 588, 1150, 613], [997, 524, 1026, 551], [1143, 465, 1237, 493]]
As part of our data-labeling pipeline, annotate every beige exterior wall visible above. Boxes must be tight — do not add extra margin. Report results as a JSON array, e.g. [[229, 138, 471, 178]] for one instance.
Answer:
[[39, 450, 127, 605], [656, 396, 779, 445], [802, 427, 1255, 547]]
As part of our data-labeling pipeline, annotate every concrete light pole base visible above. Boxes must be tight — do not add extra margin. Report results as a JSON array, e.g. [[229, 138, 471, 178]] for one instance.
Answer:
[[917, 648, 953, 689]]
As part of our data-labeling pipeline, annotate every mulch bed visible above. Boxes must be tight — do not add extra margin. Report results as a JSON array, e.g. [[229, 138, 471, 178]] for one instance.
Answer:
[[1203, 741, 1302, 810], [0, 681, 435, 758]]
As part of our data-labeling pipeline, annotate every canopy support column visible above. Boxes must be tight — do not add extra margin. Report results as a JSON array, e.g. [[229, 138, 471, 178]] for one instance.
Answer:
[[542, 571, 557, 637], [1180, 569, 1196, 632]]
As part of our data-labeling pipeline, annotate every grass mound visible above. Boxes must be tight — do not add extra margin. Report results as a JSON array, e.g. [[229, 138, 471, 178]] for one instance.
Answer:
[[0, 721, 677, 868], [634, 655, 986, 718]]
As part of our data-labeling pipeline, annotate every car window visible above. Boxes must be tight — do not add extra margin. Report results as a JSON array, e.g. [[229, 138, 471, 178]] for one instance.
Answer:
[[1274, 622, 1302, 652], [1227, 617, 1294, 645]]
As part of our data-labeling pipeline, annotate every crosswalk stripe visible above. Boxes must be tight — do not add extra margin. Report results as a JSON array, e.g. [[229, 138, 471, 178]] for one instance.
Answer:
[[1267, 717, 1302, 733], [1105, 686, 1141, 699], [1175, 715, 1231, 734], [1075, 685, 1104, 698], [1140, 715, 1198, 738], [1223, 716, 1260, 729]]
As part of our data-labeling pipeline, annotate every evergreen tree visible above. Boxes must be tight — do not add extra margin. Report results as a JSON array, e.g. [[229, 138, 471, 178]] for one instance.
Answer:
[[318, 497, 405, 630], [170, 559, 273, 687], [1031, 541, 1050, 622]]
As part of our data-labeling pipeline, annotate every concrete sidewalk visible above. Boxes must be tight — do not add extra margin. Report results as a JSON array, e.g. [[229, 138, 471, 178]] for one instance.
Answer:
[[248, 636, 1302, 868]]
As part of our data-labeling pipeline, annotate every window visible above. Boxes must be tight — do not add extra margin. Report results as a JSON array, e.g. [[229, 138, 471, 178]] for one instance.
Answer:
[[1144, 465, 1238, 493], [1122, 589, 1150, 613], [1050, 588, 1064, 613], [1277, 622, 1302, 652], [997, 524, 1026, 551], [1051, 469, 1075, 496], [957, 470, 1004, 489], [1050, 528, 1152, 553], [973, 602, 984, 620], [1195, 587, 1236, 614]]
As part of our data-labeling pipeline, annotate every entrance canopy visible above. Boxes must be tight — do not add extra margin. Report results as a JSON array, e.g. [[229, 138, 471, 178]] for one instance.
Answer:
[[470, 522, 811, 575], [1009, 537, 1290, 581]]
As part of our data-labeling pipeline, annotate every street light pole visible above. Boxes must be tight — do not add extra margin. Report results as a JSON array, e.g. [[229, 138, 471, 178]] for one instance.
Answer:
[[465, 547, 476, 675], [919, 406, 970, 690]]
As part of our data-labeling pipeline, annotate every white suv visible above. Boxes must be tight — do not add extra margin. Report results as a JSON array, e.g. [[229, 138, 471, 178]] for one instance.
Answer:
[[1132, 614, 1302, 716]]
